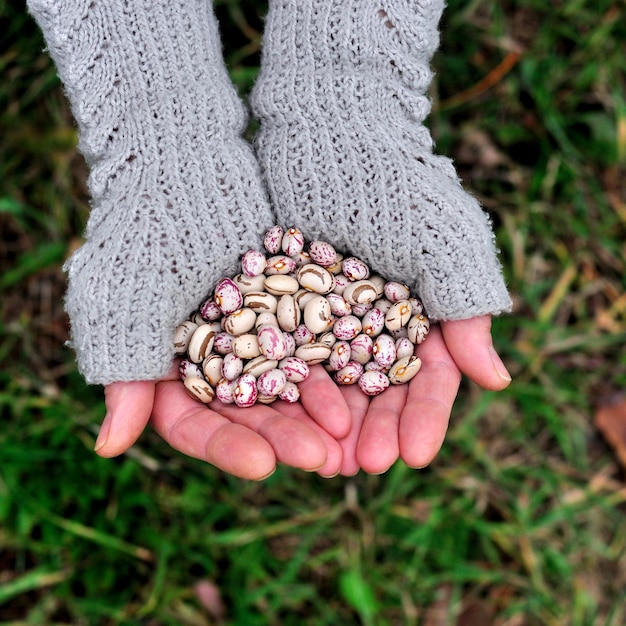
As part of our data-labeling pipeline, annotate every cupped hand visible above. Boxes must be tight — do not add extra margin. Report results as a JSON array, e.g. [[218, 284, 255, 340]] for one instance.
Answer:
[[95, 315, 509, 480], [279, 314, 511, 476], [95, 362, 352, 480]]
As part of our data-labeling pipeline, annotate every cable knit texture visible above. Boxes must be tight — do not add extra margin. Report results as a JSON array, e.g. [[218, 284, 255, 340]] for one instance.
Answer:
[[252, 0, 512, 321], [27, 0, 275, 384]]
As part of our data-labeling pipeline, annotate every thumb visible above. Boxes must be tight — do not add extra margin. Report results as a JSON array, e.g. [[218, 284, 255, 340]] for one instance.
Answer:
[[96, 381, 156, 457], [440, 315, 512, 391]]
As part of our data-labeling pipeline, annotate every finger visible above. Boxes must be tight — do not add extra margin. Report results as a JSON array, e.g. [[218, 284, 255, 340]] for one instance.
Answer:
[[98, 380, 156, 457], [356, 384, 408, 475], [151, 381, 276, 480], [212, 401, 327, 472], [297, 365, 352, 439], [398, 324, 461, 469], [335, 385, 370, 476], [271, 399, 345, 477], [440, 316, 511, 390]]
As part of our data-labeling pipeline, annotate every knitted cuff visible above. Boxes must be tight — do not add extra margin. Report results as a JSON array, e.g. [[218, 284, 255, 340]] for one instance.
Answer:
[[28, 0, 275, 384], [252, 0, 512, 320]]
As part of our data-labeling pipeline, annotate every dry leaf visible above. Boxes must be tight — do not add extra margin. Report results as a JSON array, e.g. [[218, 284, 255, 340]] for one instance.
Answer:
[[594, 395, 626, 471], [457, 599, 495, 626]]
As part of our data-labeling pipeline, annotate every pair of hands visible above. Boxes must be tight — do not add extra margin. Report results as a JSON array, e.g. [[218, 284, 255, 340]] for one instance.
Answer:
[[95, 315, 511, 479]]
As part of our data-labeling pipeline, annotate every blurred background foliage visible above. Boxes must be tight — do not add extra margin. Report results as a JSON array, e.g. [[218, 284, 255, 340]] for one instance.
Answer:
[[1, 0, 625, 624]]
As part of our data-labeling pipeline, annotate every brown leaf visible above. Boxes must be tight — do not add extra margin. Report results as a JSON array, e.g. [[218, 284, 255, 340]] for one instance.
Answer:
[[594, 395, 626, 471], [457, 599, 495, 626]]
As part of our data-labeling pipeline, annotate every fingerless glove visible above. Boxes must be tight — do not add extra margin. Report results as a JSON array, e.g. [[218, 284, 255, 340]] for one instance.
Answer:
[[252, 0, 511, 320], [28, 0, 275, 384]]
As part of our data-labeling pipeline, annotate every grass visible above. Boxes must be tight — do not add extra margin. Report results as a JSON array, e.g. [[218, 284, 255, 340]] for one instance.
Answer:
[[1, 0, 626, 624]]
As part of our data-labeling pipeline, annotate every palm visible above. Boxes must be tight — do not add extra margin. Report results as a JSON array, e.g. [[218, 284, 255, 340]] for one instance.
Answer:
[[97, 316, 510, 478]]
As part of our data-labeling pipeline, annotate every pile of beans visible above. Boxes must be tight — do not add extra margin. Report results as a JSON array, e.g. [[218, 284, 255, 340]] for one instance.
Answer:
[[174, 226, 430, 407]]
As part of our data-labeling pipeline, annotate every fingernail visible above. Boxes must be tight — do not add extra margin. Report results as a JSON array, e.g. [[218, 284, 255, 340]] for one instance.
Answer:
[[255, 467, 277, 481], [490, 347, 512, 383], [94, 414, 112, 452]]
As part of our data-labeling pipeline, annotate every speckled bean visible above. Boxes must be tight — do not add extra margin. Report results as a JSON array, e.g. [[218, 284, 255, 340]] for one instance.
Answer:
[[351, 302, 373, 318], [384, 281, 411, 302], [327, 340, 351, 371], [308, 240, 337, 267], [317, 331, 338, 349], [257, 324, 289, 361], [389, 326, 409, 340], [256, 368, 287, 397], [214, 278, 243, 315], [281, 227, 305, 256], [407, 314, 430, 344], [244, 291, 278, 314], [385, 300, 412, 332], [241, 249, 267, 277], [222, 352, 244, 380], [231, 333, 261, 359], [263, 225, 284, 254], [343, 280, 378, 306], [408, 297, 424, 316], [334, 361, 364, 385], [332, 274, 351, 295], [358, 370, 390, 396], [213, 331, 235, 355], [292, 250, 311, 267], [293, 323, 316, 346], [187, 323, 217, 363], [373, 298, 393, 314], [297, 264, 335, 294], [255, 312, 279, 329], [190, 311, 206, 326], [264, 274, 300, 296], [303, 295, 333, 334], [279, 382, 301, 403], [233, 373, 258, 408], [215, 377, 236, 404], [179, 359, 203, 380], [199, 298, 223, 321], [276, 294, 301, 332], [342, 257, 370, 281], [184, 377, 215, 403], [174, 320, 198, 355], [388, 355, 422, 384], [373, 334, 397, 368], [243, 355, 279, 378], [294, 289, 319, 310], [395, 337, 415, 360], [202, 354, 224, 387], [326, 254, 344, 275], [368, 275, 386, 297], [333, 315, 362, 341], [326, 293, 352, 317], [223, 307, 256, 336], [233, 273, 266, 295], [283, 331, 296, 357], [278, 357, 310, 383], [294, 342, 332, 365], [362, 308, 386, 337], [350, 334, 374, 365], [265, 255, 297, 275]]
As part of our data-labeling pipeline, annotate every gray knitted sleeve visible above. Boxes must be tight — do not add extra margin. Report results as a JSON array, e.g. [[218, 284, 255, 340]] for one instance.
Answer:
[[251, 0, 512, 321], [27, 0, 275, 384]]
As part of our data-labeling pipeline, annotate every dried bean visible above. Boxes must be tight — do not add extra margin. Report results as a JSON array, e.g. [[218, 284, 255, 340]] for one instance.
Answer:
[[175, 225, 431, 406]]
